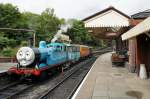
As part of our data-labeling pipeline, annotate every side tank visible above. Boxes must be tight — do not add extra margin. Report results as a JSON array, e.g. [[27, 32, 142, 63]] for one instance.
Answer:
[[38, 41, 68, 69]]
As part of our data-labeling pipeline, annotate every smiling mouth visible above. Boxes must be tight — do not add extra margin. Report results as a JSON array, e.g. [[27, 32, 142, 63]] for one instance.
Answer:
[[21, 60, 27, 65]]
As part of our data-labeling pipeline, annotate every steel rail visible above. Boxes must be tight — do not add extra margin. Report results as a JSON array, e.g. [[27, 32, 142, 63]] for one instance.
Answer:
[[66, 59, 95, 99], [0, 81, 33, 99], [38, 49, 111, 99], [38, 58, 93, 99], [0, 81, 20, 91]]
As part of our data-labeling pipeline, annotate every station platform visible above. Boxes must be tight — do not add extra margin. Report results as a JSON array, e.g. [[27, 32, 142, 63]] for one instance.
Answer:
[[0, 63, 17, 74], [72, 52, 150, 99]]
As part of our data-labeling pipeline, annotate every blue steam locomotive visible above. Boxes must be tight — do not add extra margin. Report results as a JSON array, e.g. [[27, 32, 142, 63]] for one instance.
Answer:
[[8, 41, 91, 79]]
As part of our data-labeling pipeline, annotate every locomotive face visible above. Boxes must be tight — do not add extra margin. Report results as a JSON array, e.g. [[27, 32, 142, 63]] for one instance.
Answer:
[[16, 47, 35, 66]]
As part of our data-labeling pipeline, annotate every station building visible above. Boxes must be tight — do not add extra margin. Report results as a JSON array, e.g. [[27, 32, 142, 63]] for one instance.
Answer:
[[122, 16, 150, 76], [72, 6, 150, 99], [82, 6, 150, 77], [82, 6, 130, 51]]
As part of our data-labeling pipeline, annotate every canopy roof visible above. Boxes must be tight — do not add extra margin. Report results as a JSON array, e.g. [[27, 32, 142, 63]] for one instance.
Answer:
[[82, 6, 130, 39], [122, 16, 150, 40], [131, 9, 150, 19], [83, 6, 130, 28]]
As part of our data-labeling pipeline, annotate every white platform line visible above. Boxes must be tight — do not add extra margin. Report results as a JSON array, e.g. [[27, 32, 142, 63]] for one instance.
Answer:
[[71, 57, 99, 99]]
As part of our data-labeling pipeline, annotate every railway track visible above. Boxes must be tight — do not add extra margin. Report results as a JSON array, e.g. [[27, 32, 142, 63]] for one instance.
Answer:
[[37, 57, 96, 99], [35, 49, 112, 99], [0, 49, 111, 99], [12, 57, 95, 99], [0, 81, 33, 99], [0, 58, 94, 99]]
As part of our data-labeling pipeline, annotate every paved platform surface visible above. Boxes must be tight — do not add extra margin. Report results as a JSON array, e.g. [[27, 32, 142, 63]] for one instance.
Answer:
[[0, 63, 17, 73], [72, 52, 150, 99]]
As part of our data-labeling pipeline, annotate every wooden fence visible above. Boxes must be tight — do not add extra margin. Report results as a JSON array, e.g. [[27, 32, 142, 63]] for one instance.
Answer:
[[0, 57, 17, 63]]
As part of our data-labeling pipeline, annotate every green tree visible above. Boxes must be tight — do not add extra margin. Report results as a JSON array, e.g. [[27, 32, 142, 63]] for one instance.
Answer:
[[65, 19, 108, 47], [0, 3, 64, 56], [36, 8, 63, 43], [0, 32, 16, 49], [66, 19, 92, 45], [15, 8, 64, 46], [0, 3, 28, 46], [21, 12, 39, 30], [0, 3, 21, 28]]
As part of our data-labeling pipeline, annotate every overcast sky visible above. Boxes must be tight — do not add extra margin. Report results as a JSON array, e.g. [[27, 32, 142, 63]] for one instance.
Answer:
[[0, 0, 149, 20]]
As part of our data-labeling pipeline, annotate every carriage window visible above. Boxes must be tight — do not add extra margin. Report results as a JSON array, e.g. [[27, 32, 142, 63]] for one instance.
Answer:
[[68, 47, 72, 52], [75, 47, 77, 52], [72, 47, 75, 52], [77, 47, 80, 52], [74, 47, 77, 52], [74, 47, 76, 52]]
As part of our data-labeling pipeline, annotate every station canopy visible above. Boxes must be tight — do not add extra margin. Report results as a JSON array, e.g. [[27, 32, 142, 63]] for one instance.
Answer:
[[122, 16, 150, 40], [82, 6, 130, 39]]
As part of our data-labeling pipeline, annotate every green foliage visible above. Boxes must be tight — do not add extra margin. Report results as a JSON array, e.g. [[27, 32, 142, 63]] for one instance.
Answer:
[[0, 35, 9, 49], [1, 47, 16, 57], [0, 3, 29, 47], [0, 3, 105, 57], [0, 3, 21, 28], [0, 32, 17, 49], [21, 41, 28, 46], [21, 8, 63, 46], [0, 3, 64, 57], [36, 8, 62, 43], [7, 39, 17, 47], [66, 19, 92, 45], [21, 12, 39, 30], [65, 19, 109, 47], [100, 40, 107, 48]]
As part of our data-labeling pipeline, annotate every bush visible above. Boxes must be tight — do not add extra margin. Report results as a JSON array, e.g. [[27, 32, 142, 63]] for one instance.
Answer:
[[0, 36, 9, 49], [8, 39, 17, 47], [21, 41, 28, 46], [1, 47, 17, 57]]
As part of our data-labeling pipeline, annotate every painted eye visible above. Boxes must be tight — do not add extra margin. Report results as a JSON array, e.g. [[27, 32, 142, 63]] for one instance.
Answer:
[[26, 51, 32, 60], [19, 51, 23, 56], [17, 51, 25, 60], [26, 51, 30, 56], [26, 52, 29, 56]]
